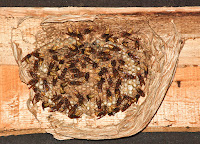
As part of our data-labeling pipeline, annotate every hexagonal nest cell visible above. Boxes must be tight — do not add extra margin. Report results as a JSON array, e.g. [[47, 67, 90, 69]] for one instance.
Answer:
[[11, 15, 184, 140]]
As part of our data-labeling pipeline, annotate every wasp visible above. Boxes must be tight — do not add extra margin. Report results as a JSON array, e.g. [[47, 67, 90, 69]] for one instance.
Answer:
[[28, 79, 38, 89], [107, 106, 115, 116], [54, 65, 60, 71], [81, 48, 85, 54], [115, 88, 120, 95], [52, 54, 59, 61], [116, 95, 123, 106], [52, 93, 63, 103], [83, 56, 93, 64], [52, 98, 64, 111], [60, 82, 68, 88], [67, 27, 76, 37], [33, 87, 38, 93], [85, 72, 90, 81], [38, 57, 44, 66], [86, 94, 94, 101], [137, 88, 145, 97], [69, 80, 83, 86], [68, 104, 80, 119], [96, 98, 102, 109], [75, 29, 84, 40], [52, 76, 57, 86], [135, 38, 140, 50], [72, 72, 85, 79], [117, 65, 123, 72], [106, 88, 112, 98], [144, 65, 148, 78], [97, 105, 108, 119], [31, 51, 40, 59], [121, 95, 134, 112], [84, 26, 93, 34], [65, 51, 77, 58], [29, 70, 38, 79], [84, 47, 96, 55], [76, 40, 84, 48], [68, 44, 79, 52], [97, 77, 105, 90], [100, 56, 111, 61], [59, 67, 68, 80], [49, 61, 55, 70], [62, 97, 71, 110], [33, 60, 39, 71], [122, 41, 128, 47], [42, 101, 50, 110], [124, 73, 136, 79], [43, 78, 50, 91], [80, 61, 87, 68], [56, 99, 65, 111], [75, 92, 85, 105], [58, 99, 70, 112], [66, 59, 79, 66], [107, 75, 113, 86], [69, 67, 80, 74], [98, 50, 110, 55], [92, 62, 98, 69], [47, 61, 55, 75], [112, 67, 119, 78], [111, 60, 116, 67], [121, 31, 132, 37], [134, 94, 140, 103], [97, 51, 108, 57], [113, 107, 120, 113], [60, 86, 66, 94], [137, 73, 145, 86], [32, 93, 41, 104], [73, 109, 83, 119], [115, 78, 122, 89], [98, 67, 108, 76], [97, 52, 111, 61], [121, 29, 134, 37], [48, 49, 57, 54], [108, 44, 121, 51], [127, 51, 139, 61], [102, 28, 113, 42], [118, 59, 125, 65], [121, 102, 132, 112], [123, 95, 132, 101], [107, 37, 116, 43], [21, 53, 32, 63]]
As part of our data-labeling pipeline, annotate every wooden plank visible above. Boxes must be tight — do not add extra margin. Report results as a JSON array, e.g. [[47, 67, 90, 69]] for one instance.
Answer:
[[1, 8, 200, 66], [0, 7, 200, 136], [0, 65, 199, 135]]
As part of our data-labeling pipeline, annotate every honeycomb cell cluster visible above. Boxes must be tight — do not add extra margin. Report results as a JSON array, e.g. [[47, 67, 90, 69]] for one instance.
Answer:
[[21, 26, 148, 119]]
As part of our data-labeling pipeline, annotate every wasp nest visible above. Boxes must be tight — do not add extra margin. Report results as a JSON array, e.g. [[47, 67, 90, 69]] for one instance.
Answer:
[[12, 15, 184, 140], [21, 25, 148, 119]]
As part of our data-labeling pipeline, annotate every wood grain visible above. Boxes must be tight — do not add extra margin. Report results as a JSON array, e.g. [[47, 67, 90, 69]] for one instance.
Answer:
[[0, 7, 200, 136]]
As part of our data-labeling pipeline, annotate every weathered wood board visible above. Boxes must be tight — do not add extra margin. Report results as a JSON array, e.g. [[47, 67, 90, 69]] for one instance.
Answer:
[[0, 7, 200, 136]]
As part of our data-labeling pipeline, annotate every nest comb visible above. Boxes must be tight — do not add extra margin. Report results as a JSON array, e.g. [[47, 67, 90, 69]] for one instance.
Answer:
[[11, 15, 184, 140]]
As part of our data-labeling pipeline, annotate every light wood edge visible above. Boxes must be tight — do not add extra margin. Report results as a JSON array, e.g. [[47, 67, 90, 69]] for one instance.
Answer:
[[1, 127, 199, 137], [0, 129, 45, 137], [1, 7, 200, 17], [144, 127, 200, 132]]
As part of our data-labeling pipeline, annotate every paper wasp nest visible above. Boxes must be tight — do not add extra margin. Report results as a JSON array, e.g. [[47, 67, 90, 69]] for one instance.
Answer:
[[11, 15, 184, 140]]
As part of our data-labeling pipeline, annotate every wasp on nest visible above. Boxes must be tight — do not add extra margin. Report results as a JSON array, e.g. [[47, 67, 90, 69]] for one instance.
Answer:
[[21, 25, 148, 119]]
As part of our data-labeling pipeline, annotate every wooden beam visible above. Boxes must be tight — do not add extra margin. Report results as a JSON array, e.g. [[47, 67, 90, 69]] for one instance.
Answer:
[[0, 7, 200, 136]]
